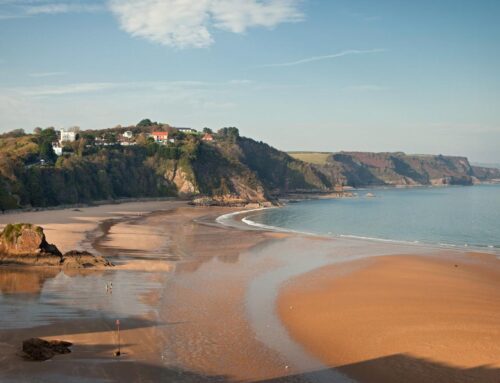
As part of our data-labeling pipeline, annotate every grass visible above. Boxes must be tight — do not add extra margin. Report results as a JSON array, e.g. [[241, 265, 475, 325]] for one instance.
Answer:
[[1, 223, 42, 244], [288, 151, 332, 165]]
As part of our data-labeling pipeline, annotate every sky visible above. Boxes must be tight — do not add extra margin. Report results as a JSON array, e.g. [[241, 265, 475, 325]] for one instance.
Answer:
[[0, 0, 499, 162]]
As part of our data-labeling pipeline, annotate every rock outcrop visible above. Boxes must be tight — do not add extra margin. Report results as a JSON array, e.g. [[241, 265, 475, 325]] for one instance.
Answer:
[[22, 338, 72, 361], [0, 223, 61, 257], [0, 224, 113, 268], [62, 250, 113, 269]]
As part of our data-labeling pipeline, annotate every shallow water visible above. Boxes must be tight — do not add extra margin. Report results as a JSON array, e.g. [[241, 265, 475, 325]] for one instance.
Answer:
[[0, 267, 161, 329], [246, 185, 500, 251]]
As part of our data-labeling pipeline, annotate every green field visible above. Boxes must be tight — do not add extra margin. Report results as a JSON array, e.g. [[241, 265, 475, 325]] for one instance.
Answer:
[[288, 151, 332, 165]]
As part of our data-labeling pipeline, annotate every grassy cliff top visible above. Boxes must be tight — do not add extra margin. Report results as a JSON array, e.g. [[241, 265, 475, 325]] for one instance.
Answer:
[[1, 223, 44, 244], [287, 152, 332, 165]]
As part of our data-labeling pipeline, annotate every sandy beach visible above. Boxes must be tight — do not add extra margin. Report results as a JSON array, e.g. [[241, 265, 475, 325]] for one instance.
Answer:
[[0, 201, 296, 382], [0, 201, 499, 382], [278, 253, 500, 383]]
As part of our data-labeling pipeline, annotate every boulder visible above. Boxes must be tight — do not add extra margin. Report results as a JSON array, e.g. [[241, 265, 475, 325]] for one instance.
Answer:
[[0, 223, 61, 257], [0, 224, 113, 268], [22, 338, 72, 361], [62, 250, 114, 269]]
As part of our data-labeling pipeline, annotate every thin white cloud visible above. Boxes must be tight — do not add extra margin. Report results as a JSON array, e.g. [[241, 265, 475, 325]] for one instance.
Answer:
[[17, 82, 118, 96], [25, 3, 103, 15], [108, 0, 303, 48], [11, 79, 254, 97], [0, 1, 103, 19], [259, 49, 386, 68], [29, 71, 66, 77]]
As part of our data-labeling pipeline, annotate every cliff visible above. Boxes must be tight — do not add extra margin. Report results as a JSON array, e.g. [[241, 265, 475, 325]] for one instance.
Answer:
[[324, 152, 481, 187], [0, 125, 498, 210]]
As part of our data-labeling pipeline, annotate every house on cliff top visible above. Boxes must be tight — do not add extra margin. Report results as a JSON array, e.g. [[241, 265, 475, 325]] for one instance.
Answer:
[[151, 131, 171, 143], [202, 133, 214, 141], [59, 129, 76, 143]]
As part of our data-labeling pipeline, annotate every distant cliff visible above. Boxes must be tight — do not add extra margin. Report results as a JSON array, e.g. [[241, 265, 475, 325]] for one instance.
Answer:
[[324, 152, 496, 187], [290, 151, 500, 187], [0, 125, 498, 210]]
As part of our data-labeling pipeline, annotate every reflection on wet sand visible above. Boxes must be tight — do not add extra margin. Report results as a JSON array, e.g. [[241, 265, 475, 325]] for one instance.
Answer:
[[0, 267, 59, 295], [0, 266, 162, 330]]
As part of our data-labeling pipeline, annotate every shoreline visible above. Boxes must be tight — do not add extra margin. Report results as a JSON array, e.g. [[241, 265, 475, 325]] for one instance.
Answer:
[[0, 200, 498, 382], [219, 206, 500, 256], [0, 196, 181, 216]]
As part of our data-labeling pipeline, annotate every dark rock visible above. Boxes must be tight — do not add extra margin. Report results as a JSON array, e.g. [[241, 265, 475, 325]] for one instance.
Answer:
[[62, 250, 114, 269], [22, 338, 72, 361]]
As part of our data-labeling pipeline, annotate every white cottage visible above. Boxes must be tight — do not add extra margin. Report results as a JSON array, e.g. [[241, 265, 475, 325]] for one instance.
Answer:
[[60, 129, 76, 143]]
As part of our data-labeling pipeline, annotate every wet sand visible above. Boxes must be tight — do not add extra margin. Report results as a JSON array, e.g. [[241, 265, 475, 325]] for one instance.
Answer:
[[0, 200, 185, 253], [0, 203, 298, 382], [0, 202, 499, 382], [278, 253, 500, 383]]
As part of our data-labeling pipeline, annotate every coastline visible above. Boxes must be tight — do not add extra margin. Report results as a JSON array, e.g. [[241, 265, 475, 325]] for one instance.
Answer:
[[0, 200, 498, 382], [234, 185, 500, 259], [230, 206, 500, 256]]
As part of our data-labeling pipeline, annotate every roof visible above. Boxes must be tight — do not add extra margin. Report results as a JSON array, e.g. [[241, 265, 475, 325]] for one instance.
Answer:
[[152, 131, 169, 136], [176, 127, 197, 132]]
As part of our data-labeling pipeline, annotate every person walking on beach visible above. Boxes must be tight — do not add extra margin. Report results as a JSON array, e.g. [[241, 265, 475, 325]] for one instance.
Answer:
[[106, 281, 113, 293]]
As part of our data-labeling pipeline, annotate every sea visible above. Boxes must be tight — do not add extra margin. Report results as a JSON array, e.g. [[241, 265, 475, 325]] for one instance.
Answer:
[[243, 184, 500, 252]]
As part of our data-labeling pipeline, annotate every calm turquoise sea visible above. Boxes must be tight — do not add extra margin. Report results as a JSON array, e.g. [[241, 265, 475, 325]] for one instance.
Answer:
[[245, 185, 500, 250]]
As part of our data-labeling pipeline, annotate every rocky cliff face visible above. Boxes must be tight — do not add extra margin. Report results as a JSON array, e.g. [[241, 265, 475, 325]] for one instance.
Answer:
[[165, 163, 199, 197], [185, 143, 500, 203], [471, 165, 500, 181], [317, 152, 487, 187]]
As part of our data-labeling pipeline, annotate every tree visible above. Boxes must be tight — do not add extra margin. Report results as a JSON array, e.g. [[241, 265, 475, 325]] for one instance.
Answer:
[[137, 119, 153, 127], [33, 127, 42, 135], [75, 138, 87, 156], [39, 141, 57, 163], [81, 132, 96, 143], [217, 127, 239, 142], [203, 127, 213, 134], [104, 131, 117, 143], [135, 133, 150, 146], [0, 129, 26, 138], [39, 127, 57, 143]]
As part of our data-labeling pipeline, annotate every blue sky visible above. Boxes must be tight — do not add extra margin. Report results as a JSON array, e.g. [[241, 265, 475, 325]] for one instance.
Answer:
[[1, 0, 499, 162]]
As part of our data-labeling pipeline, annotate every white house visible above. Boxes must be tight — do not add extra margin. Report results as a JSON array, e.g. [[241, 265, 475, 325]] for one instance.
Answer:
[[176, 127, 197, 134], [52, 142, 63, 156], [60, 129, 76, 143], [123, 131, 133, 139]]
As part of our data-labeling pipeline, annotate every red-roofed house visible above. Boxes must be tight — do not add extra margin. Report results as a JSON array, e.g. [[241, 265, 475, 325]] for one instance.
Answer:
[[202, 133, 214, 141], [152, 131, 169, 143]]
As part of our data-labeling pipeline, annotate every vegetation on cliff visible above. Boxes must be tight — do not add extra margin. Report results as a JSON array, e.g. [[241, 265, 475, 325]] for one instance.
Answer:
[[0, 122, 498, 210], [292, 151, 500, 187]]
